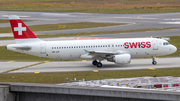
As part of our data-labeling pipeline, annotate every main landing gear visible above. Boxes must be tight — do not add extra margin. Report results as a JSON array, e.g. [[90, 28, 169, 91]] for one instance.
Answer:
[[92, 60, 102, 68], [152, 56, 157, 65]]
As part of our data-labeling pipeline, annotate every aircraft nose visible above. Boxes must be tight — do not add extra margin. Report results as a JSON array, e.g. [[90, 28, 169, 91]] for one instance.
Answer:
[[172, 45, 177, 53]]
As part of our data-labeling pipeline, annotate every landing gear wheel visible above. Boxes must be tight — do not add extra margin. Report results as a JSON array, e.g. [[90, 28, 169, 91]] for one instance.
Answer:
[[152, 56, 157, 65], [92, 60, 98, 66], [152, 61, 157, 65], [97, 62, 102, 68]]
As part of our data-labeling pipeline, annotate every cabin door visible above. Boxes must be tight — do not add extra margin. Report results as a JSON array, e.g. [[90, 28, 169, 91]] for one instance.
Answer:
[[41, 43, 46, 54], [152, 40, 158, 50]]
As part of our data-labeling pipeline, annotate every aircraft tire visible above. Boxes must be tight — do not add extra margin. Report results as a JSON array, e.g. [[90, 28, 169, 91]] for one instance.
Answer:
[[92, 60, 98, 66], [152, 61, 157, 65], [97, 62, 102, 68]]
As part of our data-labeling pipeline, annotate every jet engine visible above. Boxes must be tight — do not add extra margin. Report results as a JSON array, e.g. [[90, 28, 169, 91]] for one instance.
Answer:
[[107, 54, 131, 64]]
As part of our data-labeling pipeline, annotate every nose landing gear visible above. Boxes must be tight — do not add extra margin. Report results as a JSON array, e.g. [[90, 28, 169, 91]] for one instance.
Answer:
[[152, 56, 157, 65]]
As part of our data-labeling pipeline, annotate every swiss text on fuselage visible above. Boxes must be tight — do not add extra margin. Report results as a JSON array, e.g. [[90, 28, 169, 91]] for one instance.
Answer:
[[124, 41, 151, 49]]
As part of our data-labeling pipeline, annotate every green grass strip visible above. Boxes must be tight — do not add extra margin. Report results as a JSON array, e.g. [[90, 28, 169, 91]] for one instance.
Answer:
[[35, 27, 180, 38], [0, 0, 180, 14], [0, 19, 11, 23], [1, 27, 180, 40], [0, 68, 180, 84]]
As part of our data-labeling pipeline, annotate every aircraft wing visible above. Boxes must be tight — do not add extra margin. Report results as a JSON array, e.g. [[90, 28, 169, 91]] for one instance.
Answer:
[[85, 49, 128, 54], [83, 49, 129, 58]]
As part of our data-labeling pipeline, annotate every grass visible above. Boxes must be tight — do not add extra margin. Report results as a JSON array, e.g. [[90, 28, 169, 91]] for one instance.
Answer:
[[34, 27, 180, 38], [0, 68, 180, 83], [1, 0, 180, 84], [1, 27, 180, 40], [1, 35, 180, 61], [0, 19, 12, 23], [0, 22, 124, 33], [0, 0, 180, 13]]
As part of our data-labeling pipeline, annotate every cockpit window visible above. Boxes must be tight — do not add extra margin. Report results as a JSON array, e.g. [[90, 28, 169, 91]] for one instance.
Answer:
[[163, 42, 170, 45]]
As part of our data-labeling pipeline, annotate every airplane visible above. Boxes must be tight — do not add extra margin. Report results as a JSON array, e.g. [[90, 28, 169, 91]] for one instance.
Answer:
[[6, 15, 177, 68]]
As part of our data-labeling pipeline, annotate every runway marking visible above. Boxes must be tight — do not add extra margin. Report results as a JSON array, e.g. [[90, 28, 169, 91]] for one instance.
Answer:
[[169, 29, 179, 30], [149, 68, 156, 70], [34, 72, 40, 74], [119, 33, 127, 34], [0, 61, 49, 74], [93, 70, 99, 72], [82, 60, 86, 62], [8, 61, 15, 62], [59, 25, 65, 28], [146, 31, 154, 32], [90, 35, 98, 36]]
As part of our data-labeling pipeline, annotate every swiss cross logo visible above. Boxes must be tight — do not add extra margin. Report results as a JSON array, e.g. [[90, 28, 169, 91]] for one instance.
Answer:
[[14, 23, 26, 35]]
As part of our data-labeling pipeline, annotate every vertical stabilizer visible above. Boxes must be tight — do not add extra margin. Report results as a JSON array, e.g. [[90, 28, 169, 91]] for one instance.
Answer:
[[9, 15, 42, 43]]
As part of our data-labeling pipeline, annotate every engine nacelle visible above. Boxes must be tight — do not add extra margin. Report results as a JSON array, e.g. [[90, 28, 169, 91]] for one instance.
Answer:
[[107, 54, 131, 64]]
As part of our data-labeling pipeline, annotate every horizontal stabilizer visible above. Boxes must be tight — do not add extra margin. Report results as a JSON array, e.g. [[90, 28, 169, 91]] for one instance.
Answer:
[[13, 46, 31, 50], [6, 44, 31, 50]]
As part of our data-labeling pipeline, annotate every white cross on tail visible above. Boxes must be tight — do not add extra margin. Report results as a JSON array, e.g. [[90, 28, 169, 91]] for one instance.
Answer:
[[14, 23, 26, 35]]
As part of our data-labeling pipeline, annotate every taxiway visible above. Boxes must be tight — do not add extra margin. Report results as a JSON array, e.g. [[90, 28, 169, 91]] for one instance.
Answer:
[[0, 57, 180, 74]]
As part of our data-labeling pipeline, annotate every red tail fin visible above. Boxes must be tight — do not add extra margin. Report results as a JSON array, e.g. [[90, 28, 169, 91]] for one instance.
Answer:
[[9, 15, 37, 39]]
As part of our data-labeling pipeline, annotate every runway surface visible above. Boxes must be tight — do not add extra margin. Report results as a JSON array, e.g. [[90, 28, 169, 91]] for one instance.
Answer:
[[1, 11, 180, 34], [0, 57, 180, 74]]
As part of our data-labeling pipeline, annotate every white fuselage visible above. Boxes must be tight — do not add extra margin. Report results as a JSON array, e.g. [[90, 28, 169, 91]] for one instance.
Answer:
[[7, 38, 177, 60]]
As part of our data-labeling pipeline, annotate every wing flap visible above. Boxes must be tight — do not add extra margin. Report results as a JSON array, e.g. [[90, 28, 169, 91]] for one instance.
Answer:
[[85, 50, 128, 55]]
